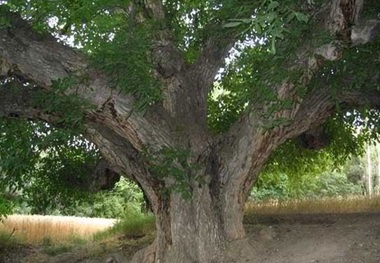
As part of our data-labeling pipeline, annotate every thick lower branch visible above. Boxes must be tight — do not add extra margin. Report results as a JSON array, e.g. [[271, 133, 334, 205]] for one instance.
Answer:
[[217, 0, 378, 201], [84, 124, 166, 206], [0, 10, 175, 153], [0, 79, 61, 123]]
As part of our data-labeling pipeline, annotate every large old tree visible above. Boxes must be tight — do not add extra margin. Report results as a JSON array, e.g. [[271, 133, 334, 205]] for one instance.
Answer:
[[0, 0, 379, 262]]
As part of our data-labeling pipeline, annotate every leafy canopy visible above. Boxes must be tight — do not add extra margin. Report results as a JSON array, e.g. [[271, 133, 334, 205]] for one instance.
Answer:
[[0, 0, 379, 215], [0, 119, 99, 215]]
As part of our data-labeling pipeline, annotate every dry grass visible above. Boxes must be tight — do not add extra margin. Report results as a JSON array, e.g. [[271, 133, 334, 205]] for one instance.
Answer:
[[2, 196, 380, 246], [0, 215, 115, 245], [245, 195, 380, 215]]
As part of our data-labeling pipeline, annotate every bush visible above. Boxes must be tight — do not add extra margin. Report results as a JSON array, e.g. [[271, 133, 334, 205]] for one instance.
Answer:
[[94, 207, 155, 241], [74, 178, 145, 218], [251, 170, 362, 202], [111, 207, 155, 238]]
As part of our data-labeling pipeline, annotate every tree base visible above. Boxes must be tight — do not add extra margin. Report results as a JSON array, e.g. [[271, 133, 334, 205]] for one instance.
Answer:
[[131, 241, 156, 263], [130, 238, 257, 263]]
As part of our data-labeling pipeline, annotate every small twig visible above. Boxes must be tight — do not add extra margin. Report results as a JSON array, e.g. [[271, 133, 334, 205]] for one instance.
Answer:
[[8, 227, 18, 240]]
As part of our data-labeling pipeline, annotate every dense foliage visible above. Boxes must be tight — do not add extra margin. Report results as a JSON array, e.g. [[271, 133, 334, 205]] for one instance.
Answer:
[[0, 0, 379, 219], [13, 177, 145, 218], [251, 170, 363, 201], [0, 119, 99, 216]]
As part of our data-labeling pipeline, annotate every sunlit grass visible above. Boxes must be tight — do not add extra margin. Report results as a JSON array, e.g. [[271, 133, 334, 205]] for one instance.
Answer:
[[94, 208, 155, 241], [0, 210, 155, 249], [245, 195, 380, 216], [0, 215, 115, 245], [2, 195, 380, 249]]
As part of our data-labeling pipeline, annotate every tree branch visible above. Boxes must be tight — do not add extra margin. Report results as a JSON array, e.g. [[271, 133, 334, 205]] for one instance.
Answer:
[[190, 25, 237, 90], [0, 8, 175, 152], [63, 158, 121, 193], [217, 0, 377, 195], [85, 125, 165, 214], [0, 8, 112, 108], [0, 76, 166, 214], [189, 2, 258, 93], [132, 0, 165, 21], [0, 78, 61, 123]]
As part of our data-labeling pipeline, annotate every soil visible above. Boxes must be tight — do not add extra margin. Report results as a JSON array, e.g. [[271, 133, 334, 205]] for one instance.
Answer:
[[1, 212, 380, 263], [245, 212, 380, 263]]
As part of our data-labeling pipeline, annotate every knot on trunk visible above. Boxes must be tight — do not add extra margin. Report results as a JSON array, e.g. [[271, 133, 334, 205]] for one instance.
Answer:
[[351, 20, 380, 46], [61, 158, 120, 192], [298, 126, 331, 150], [86, 159, 121, 192], [152, 40, 184, 79]]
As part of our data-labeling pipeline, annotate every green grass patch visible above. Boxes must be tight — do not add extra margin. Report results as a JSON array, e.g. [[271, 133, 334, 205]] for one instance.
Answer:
[[41, 234, 87, 256], [0, 229, 20, 248], [94, 208, 155, 241], [43, 243, 73, 256]]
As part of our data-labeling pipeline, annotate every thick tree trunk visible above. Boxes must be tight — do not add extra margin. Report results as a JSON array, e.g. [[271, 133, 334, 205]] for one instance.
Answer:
[[132, 177, 251, 263], [1, 1, 379, 263], [125, 132, 277, 263]]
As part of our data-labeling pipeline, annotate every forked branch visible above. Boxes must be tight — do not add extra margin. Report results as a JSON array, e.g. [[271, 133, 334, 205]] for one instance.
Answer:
[[217, 0, 378, 194]]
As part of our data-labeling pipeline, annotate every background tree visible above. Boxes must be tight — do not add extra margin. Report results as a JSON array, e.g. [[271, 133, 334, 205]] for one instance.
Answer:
[[0, 118, 121, 215], [377, 143, 380, 193], [0, 0, 379, 262]]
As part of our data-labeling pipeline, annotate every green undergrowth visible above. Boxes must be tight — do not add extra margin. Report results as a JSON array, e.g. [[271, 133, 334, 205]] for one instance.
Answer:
[[0, 229, 21, 249], [93, 208, 155, 241], [41, 235, 87, 256]]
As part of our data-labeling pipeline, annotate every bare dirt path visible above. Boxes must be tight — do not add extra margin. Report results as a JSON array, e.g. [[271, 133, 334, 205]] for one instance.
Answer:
[[1, 212, 380, 263], [245, 213, 380, 263]]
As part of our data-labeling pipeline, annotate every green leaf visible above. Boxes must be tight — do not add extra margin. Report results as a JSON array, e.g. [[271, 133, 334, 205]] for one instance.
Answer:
[[255, 23, 262, 34], [270, 38, 276, 54], [268, 1, 280, 10], [265, 12, 276, 23], [294, 12, 309, 23], [286, 12, 296, 23], [271, 28, 284, 39], [223, 21, 243, 28]]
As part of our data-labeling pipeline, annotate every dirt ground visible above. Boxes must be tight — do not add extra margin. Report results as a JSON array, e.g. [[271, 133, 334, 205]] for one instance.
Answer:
[[245, 212, 380, 263], [1, 212, 380, 263]]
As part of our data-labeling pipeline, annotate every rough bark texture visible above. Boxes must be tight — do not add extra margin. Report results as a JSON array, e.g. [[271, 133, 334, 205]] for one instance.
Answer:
[[0, 0, 379, 262]]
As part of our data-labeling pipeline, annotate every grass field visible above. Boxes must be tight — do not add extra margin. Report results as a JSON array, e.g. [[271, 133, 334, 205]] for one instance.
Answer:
[[0, 215, 115, 244], [2, 195, 380, 246], [245, 195, 380, 215]]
